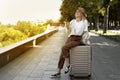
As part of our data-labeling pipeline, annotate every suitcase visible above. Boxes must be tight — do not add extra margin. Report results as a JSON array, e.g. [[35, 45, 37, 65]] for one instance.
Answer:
[[69, 45, 92, 78]]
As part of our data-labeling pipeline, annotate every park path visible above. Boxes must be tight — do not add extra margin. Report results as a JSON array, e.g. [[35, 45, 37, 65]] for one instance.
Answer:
[[90, 32, 120, 80], [0, 28, 120, 80]]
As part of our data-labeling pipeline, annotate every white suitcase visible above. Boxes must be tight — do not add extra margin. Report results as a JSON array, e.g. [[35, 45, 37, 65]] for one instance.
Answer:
[[70, 45, 92, 78]]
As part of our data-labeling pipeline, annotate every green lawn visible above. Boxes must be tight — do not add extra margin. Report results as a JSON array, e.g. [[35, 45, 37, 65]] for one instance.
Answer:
[[90, 30, 119, 35]]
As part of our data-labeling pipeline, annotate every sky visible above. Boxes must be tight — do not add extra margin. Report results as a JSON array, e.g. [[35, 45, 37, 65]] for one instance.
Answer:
[[0, 0, 62, 24]]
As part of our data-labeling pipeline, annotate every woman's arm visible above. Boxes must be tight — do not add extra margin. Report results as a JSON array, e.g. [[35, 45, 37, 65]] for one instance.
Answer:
[[82, 31, 87, 36], [82, 19, 89, 36], [65, 22, 70, 30]]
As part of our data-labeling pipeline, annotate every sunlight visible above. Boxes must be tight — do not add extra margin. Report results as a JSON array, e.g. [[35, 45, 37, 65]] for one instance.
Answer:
[[0, 0, 62, 24]]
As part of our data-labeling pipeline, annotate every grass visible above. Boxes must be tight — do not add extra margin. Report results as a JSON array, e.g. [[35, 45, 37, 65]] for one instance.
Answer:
[[90, 30, 119, 36], [90, 30, 120, 42]]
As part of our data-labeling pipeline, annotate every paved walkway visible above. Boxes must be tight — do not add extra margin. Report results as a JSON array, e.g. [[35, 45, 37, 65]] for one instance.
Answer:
[[91, 33, 120, 80], [0, 29, 120, 80]]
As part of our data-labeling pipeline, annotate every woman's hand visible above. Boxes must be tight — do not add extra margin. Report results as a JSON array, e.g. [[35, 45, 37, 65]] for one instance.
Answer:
[[82, 31, 87, 36], [65, 22, 70, 30]]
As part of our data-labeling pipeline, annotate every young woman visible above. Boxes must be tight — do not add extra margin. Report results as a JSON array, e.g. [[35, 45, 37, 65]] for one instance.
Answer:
[[51, 7, 89, 77]]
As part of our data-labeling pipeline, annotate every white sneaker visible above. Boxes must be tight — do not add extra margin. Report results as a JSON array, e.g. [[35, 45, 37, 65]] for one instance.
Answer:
[[64, 65, 71, 74]]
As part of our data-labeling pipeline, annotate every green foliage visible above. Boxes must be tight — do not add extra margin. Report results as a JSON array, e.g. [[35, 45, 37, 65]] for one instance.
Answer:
[[60, 0, 103, 22], [0, 26, 27, 47], [0, 21, 46, 47], [102, 0, 110, 7], [15, 21, 46, 37], [60, 0, 120, 22], [109, 0, 120, 21], [45, 19, 54, 25]]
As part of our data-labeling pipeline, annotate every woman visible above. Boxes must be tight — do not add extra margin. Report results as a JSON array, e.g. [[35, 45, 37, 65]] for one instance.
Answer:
[[51, 7, 89, 77]]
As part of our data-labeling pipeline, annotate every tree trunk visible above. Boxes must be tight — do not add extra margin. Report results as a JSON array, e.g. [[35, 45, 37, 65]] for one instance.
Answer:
[[103, 6, 109, 33], [95, 15, 99, 31]]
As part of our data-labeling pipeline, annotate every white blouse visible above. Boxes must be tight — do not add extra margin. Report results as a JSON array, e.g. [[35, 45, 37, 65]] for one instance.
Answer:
[[68, 19, 89, 37]]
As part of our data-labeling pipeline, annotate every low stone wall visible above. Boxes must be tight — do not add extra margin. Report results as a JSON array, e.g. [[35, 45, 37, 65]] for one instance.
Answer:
[[0, 29, 58, 68]]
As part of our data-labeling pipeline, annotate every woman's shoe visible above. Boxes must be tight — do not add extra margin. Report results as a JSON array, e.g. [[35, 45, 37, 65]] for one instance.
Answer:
[[64, 65, 70, 74], [50, 73, 61, 78]]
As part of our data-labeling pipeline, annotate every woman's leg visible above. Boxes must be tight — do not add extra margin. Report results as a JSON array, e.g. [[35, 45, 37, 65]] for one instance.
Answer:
[[51, 53, 65, 77], [51, 37, 71, 77], [62, 40, 81, 70], [51, 37, 81, 77], [57, 53, 65, 73], [57, 37, 71, 73]]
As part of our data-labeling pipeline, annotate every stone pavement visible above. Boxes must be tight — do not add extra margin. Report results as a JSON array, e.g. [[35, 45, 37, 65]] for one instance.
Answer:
[[90, 33, 120, 80], [0, 29, 120, 80]]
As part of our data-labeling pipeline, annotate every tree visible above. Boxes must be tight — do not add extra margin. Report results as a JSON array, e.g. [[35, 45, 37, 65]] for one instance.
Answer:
[[15, 21, 46, 37], [60, 0, 120, 31], [0, 21, 47, 47], [109, 0, 120, 29], [60, 0, 103, 31], [101, 0, 110, 33]]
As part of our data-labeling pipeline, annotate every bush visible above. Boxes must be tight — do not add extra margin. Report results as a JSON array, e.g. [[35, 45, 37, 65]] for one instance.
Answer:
[[0, 27, 27, 47], [15, 21, 46, 37], [0, 21, 47, 47]]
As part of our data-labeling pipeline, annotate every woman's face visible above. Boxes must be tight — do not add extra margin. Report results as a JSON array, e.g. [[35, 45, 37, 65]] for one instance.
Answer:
[[75, 10, 83, 18]]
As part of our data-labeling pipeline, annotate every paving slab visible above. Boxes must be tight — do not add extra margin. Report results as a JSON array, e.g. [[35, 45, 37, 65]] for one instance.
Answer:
[[0, 29, 120, 80]]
